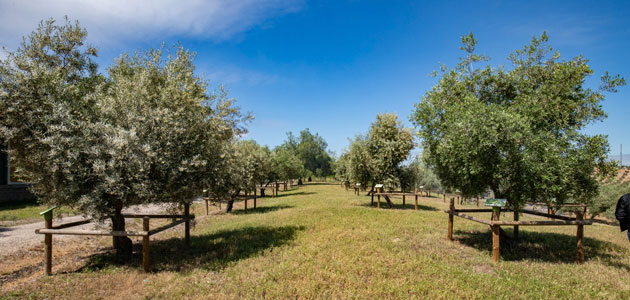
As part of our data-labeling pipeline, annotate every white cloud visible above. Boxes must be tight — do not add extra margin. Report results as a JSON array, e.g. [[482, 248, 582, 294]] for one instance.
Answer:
[[0, 0, 303, 50]]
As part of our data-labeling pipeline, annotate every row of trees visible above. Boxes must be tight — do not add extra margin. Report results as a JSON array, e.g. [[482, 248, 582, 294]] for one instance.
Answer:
[[0, 19, 335, 254], [0, 19, 256, 254]]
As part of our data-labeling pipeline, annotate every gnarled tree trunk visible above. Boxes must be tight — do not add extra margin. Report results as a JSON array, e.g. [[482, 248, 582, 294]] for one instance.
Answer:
[[110, 200, 132, 256]]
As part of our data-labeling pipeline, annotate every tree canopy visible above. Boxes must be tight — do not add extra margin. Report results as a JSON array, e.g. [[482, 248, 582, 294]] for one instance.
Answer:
[[411, 32, 624, 208], [337, 113, 415, 190], [0, 18, 248, 253], [281, 129, 333, 179]]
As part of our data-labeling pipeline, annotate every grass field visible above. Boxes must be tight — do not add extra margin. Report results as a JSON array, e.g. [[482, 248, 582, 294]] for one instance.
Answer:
[[2, 183, 630, 299], [0, 202, 74, 226]]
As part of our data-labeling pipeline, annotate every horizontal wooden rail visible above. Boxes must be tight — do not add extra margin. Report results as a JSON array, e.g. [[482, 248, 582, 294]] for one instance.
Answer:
[[527, 202, 587, 208], [490, 220, 593, 226], [148, 218, 188, 236], [453, 208, 497, 213], [375, 192, 422, 196], [123, 214, 193, 219], [445, 210, 492, 225], [520, 209, 576, 221], [51, 219, 91, 229], [35, 229, 148, 237]]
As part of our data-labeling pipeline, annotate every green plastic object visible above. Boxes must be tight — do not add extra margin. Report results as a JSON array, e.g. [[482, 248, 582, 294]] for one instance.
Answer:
[[485, 198, 506, 207], [40, 206, 57, 221]]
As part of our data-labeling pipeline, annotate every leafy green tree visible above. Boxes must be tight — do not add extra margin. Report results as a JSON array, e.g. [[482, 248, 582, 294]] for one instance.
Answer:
[[292, 129, 333, 180], [590, 182, 630, 220], [0, 19, 247, 254], [272, 147, 304, 184], [412, 32, 624, 208], [338, 113, 414, 191], [367, 113, 415, 189], [346, 134, 373, 188], [207, 139, 269, 212]]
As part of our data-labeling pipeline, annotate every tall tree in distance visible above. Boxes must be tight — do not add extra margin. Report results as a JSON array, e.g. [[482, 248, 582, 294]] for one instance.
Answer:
[[412, 32, 624, 209], [281, 129, 333, 182]]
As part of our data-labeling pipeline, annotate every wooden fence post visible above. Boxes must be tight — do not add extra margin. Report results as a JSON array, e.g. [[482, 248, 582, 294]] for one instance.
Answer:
[[205, 198, 209, 215], [448, 198, 454, 240], [142, 217, 150, 272], [415, 195, 418, 210], [491, 207, 501, 262], [184, 203, 190, 247], [576, 211, 584, 263], [44, 213, 53, 276], [513, 209, 519, 240], [403, 194, 406, 206], [377, 194, 381, 209], [244, 191, 248, 211]]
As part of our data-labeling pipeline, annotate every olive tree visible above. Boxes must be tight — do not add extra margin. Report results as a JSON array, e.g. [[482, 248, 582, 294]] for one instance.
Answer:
[[367, 113, 415, 189], [206, 140, 260, 212], [339, 113, 414, 191], [0, 19, 247, 254], [272, 147, 304, 185], [412, 32, 623, 208]]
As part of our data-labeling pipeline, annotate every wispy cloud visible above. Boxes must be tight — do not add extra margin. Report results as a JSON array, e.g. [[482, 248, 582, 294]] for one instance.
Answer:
[[0, 0, 303, 50], [503, 14, 613, 47]]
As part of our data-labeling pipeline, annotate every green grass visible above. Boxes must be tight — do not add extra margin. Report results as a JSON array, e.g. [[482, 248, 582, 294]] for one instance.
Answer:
[[3, 183, 630, 299], [0, 202, 74, 224]]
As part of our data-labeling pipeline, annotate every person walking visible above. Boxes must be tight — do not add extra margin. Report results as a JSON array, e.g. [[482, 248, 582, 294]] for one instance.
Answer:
[[615, 193, 630, 242]]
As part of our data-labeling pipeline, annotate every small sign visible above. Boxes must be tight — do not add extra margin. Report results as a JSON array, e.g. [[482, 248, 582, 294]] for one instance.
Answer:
[[419, 185, 424, 189], [374, 184, 384, 188], [39, 206, 57, 215], [355, 183, 361, 186], [485, 198, 506, 207]]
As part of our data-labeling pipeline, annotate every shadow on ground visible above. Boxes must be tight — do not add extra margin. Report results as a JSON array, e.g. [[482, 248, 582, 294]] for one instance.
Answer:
[[302, 182, 338, 186], [230, 204, 294, 215], [273, 191, 315, 198], [454, 229, 630, 270], [357, 202, 439, 211], [80, 225, 305, 273]]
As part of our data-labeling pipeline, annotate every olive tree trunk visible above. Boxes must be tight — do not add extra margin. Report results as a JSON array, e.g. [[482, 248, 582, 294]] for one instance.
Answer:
[[110, 200, 132, 256]]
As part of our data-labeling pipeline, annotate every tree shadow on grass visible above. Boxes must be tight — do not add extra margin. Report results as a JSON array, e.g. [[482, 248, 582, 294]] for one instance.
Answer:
[[230, 204, 294, 215], [80, 225, 305, 273], [274, 191, 315, 198], [454, 229, 630, 270], [357, 202, 439, 211]]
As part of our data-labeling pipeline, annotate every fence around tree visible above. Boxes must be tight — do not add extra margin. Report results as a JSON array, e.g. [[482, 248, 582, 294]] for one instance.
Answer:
[[445, 198, 592, 263], [35, 204, 194, 274]]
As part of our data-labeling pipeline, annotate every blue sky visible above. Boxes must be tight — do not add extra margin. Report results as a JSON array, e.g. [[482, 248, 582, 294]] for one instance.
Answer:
[[1, 0, 629, 158]]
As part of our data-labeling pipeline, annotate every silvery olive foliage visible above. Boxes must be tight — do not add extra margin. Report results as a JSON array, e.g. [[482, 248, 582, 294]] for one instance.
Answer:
[[206, 139, 270, 202], [412, 32, 625, 208], [339, 113, 415, 189], [399, 155, 442, 193], [272, 146, 304, 183], [0, 18, 249, 221]]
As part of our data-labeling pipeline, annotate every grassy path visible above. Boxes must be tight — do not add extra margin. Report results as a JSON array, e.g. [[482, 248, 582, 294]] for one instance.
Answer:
[[3, 183, 630, 299]]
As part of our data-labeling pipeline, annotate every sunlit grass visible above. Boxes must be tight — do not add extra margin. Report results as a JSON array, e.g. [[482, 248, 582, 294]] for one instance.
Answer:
[[0, 202, 74, 225], [3, 183, 630, 299]]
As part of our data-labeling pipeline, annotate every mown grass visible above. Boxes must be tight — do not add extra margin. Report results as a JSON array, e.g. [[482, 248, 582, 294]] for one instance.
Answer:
[[3, 183, 630, 299], [0, 202, 74, 225]]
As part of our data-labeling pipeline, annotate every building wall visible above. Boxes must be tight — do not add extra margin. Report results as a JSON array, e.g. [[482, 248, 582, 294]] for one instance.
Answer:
[[0, 142, 37, 204]]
